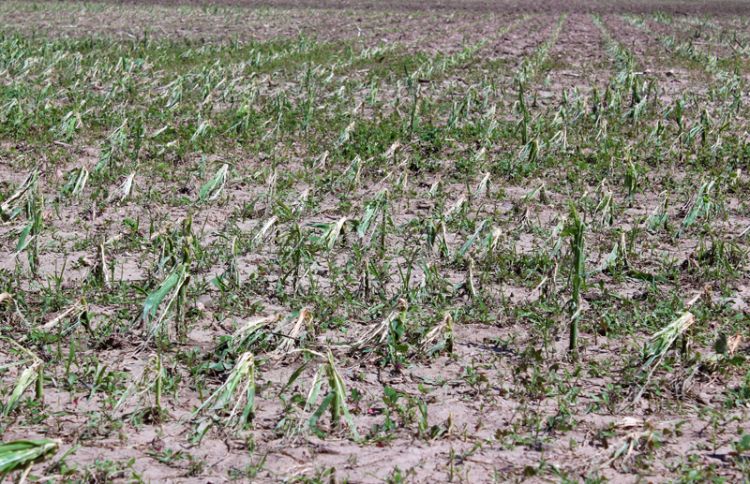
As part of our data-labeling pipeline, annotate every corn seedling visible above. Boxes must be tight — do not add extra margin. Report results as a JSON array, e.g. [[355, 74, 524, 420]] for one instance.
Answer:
[[1, 338, 43, 418], [632, 311, 696, 406], [0, 439, 59, 478], [251, 215, 278, 248], [351, 299, 408, 353], [420, 313, 454, 356], [645, 192, 669, 232], [198, 163, 229, 203], [303, 350, 359, 440], [108, 172, 136, 204], [191, 352, 256, 442], [113, 354, 167, 420], [0, 170, 37, 222], [456, 220, 489, 261], [59, 167, 89, 199], [562, 206, 585, 357], [141, 263, 190, 341], [681, 178, 716, 231], [272, 308, 314, 357], [310, 216, 348, 251], [15, 186, 43, 275]]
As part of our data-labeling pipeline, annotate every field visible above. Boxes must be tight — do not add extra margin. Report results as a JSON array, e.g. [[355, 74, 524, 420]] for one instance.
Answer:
[[1, 0, 750, 481]]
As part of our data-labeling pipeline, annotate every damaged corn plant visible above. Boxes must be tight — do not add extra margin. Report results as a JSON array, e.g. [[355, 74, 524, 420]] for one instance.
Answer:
[[0, 1, 749, 481]]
